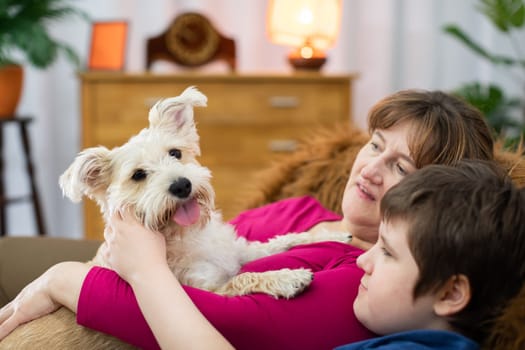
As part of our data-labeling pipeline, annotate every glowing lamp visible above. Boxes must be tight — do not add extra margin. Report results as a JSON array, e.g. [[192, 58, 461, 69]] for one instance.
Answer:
[[267, 0, 341, 70]]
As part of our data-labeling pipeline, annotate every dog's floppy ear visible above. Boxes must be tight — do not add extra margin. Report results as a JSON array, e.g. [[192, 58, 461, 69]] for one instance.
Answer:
[[59, 146, 112, 202], [148, 86, 207, 133]]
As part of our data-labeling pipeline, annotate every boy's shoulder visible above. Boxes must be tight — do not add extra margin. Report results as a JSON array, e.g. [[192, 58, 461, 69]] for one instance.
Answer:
[[334, 329, 479, 350]]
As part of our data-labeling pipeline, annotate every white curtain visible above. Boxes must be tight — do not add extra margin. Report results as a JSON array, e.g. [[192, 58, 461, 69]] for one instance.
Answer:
[[7, 0, 520, 237]]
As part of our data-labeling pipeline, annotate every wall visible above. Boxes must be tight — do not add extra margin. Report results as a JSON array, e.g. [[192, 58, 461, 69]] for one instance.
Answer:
[[6, 0, 522, 238]]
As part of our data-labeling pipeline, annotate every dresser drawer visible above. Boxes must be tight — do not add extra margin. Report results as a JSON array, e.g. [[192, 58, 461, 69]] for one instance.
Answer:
[[199, 125, 316, 166], [80, 73, 355, 239], [88, 81, 347, 124]]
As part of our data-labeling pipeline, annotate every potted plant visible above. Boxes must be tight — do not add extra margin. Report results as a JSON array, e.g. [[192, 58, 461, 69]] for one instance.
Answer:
[[0, 0, 86, 117], [443, 0, 525, 148]]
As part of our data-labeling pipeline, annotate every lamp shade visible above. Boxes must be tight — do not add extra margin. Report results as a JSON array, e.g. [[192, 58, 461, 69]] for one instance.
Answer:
[[267, 0, 341, 50]]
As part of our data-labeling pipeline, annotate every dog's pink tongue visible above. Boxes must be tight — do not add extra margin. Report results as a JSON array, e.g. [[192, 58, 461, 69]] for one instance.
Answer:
[[172, 198, 200, 226]]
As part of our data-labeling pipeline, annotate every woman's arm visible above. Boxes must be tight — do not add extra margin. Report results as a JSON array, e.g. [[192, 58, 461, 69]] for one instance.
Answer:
[[0, 261, 89, 340], [103, 212, 234, 350], [80, 262, 375, 350], [0, 197, 341, 347], [126, 263, 234, 350], [98, 197, 339, 349], [78, 201, 373, 350], [80, 243, 375, 350]]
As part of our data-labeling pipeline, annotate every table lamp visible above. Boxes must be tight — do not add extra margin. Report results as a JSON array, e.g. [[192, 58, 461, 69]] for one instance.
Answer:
[[267, 0, 341, 71]]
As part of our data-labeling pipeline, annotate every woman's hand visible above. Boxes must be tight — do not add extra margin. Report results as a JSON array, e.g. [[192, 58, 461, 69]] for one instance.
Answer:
[[0, 261, 89, 340], [0, 268, 58, 339], [103, 210, 168, 284], [103, 211, 234, 350]]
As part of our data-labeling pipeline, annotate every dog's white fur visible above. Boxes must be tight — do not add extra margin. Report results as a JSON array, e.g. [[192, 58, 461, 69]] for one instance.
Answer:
[[0, 87, 349, 349], [60, 86, 348, 296]]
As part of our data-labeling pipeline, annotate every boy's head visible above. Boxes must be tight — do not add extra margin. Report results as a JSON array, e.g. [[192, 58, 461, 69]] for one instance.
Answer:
[[354, 160, 525, 343]]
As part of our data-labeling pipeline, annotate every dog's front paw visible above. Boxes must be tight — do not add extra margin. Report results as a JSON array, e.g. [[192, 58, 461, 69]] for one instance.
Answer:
[[265, 230, 352, 253], [215, 268, 313, 299], [314, 230, 352, 244], [276, 268, 314, 299]]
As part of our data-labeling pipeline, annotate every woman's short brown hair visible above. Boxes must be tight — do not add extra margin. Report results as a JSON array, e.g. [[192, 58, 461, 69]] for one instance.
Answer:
[[367, 90, 494, 167]]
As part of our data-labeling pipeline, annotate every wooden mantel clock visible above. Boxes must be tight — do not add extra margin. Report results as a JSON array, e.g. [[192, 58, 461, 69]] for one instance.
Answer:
[[146, 12, 236, 71]]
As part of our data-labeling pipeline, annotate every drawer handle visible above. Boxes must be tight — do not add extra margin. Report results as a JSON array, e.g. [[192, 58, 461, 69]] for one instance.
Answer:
[[144, 97, 164, 107], [268, 139, 298, 152], [268, 96, 300, 109]]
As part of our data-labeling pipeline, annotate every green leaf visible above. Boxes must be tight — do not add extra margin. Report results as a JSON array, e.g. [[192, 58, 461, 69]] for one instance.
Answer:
[[57, 42, 81, 68], [0, 0, 89, 69], [452, 82, 524, 137], [443, 25, 523, 66], [478, 0, 525, 31]]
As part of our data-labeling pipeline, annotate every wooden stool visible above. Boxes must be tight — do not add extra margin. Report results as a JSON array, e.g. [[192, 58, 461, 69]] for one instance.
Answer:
[[0, 117, 46, 236]]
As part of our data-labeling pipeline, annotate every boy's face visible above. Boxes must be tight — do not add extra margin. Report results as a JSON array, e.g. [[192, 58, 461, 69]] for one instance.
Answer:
[[353, 218, 439, 335]]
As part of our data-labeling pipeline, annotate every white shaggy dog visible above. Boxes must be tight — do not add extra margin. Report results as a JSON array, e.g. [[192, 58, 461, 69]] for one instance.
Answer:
[[0, 87, 349, 349]]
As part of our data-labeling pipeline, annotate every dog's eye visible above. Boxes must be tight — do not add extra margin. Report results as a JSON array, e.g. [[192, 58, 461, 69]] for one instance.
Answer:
[[169, 149, 182, 159], [131, 169, 147, 181]]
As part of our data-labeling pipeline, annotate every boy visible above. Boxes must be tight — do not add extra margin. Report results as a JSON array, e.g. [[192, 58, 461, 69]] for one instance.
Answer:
[[337, 160, 525, 349]]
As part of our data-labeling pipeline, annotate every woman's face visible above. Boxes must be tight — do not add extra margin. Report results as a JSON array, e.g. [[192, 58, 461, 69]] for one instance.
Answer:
[[341, 121, 417, 243]]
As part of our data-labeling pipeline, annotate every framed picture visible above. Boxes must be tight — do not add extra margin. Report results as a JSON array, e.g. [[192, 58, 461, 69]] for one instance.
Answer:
[[88, 21, 128, 71]]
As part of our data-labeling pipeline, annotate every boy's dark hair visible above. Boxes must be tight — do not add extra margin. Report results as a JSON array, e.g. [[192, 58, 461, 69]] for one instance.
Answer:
[[380, 160, 525, 343]]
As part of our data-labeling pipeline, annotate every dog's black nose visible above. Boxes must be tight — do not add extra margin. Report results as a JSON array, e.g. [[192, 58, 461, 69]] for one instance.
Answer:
[[169, 178, 192, 199]]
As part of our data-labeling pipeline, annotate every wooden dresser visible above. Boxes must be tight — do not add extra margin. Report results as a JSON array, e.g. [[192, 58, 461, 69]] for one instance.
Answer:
[[79, 72, 355, 239]]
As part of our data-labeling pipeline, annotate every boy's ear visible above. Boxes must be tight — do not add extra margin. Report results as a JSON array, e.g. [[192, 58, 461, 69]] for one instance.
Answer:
[[433, 274, 471, 317]]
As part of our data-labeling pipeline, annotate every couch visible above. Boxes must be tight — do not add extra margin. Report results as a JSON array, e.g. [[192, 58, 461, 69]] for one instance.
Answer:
[[0, 237, 101, 307], [0, 123, 523, 349]]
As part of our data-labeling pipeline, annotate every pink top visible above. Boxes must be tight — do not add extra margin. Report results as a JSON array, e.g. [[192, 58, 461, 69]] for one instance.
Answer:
[[77, 196, 376, 350]]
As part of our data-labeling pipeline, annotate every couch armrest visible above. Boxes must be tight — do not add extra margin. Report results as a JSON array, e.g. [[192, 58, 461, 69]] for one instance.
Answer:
[[0, 237, 102, 307]]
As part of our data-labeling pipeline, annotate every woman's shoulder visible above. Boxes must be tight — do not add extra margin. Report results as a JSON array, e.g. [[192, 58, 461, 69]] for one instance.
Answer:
[[229, 196, 342, 242], [233, 196, 333, 216]]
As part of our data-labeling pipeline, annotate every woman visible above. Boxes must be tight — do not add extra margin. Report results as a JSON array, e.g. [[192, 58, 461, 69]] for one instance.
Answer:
[[0, 90, 494, 350]]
